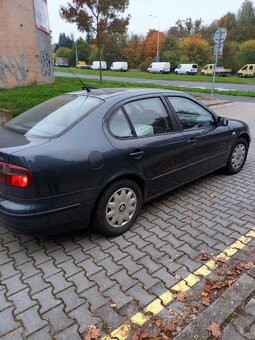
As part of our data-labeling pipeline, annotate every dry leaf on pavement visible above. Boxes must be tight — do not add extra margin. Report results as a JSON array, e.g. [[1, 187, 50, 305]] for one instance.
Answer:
[[176, 291, 187, 302], [202, 296, 210, 306], [207, 322, 221, 338], [83, 325, 101, 340], [200, 251, 209, 261]]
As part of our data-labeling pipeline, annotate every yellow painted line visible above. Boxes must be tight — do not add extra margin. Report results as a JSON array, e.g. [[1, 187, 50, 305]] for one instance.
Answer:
[[102, 227, 255, 340]]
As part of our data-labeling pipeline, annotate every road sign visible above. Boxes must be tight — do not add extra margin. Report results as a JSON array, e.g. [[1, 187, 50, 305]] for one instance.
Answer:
[[214, 42, 224, 56], [213, 28, 227, 44]]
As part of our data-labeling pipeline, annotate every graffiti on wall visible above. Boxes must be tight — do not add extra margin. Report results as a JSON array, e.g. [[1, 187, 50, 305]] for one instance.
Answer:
[[40, 49, 51, 77], [0, 53, 27, 84]]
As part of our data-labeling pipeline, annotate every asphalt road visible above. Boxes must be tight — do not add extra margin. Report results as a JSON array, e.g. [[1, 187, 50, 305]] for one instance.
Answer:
[[55, 71, 255, 98]]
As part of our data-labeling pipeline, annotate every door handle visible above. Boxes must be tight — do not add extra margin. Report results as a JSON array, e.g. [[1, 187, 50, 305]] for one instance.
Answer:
[[129, 149, 144, 159], [187, 137, 197, 144]]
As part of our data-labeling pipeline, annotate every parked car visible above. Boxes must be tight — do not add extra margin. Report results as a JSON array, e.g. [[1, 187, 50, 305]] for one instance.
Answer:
[[237, 64, 255, 77], [76, 61, 91, 69], [0, 89, 250, 236], [174, 64, 198, 75], [147, 62, 170, 73], [55, 57, 69, 67], [110, 61, 128, 71], [201, 64, 232, 76], [90, 61, 107, 70]]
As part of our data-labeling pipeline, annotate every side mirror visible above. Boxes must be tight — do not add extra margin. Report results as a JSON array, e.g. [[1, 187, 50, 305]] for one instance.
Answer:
[[217, 116, 228, 126]]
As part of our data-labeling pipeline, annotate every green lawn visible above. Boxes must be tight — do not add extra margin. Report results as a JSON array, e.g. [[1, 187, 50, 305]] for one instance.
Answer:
[[0, 76, 254, 117], [55, 67, 255, 85]]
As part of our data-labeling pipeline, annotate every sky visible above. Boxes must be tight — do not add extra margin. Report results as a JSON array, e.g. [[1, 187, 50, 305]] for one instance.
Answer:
[[47, 0, 246, 43]]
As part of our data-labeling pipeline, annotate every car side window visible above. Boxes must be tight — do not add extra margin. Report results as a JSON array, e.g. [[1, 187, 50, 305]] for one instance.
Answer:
[[124, 98, 172, 137], [109, 108, 134, 138], [167, 97, 216, 131]]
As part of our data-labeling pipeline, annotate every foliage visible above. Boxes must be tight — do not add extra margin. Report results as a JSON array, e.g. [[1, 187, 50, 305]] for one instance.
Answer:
[[60, 0, 130, 81], [144, 30, 164, 59], [179, 34, 211, 66], [238, 39, 255, 64], [55, 47, 72, 59]]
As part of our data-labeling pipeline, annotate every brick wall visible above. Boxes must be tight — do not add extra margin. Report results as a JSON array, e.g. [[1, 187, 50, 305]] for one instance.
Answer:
[[0, 0, 54, 88]]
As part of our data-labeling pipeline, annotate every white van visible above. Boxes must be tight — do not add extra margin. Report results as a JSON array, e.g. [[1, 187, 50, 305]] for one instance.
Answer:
[[91, 61, 107, 70], [174, 64, 198, 75], [110, 61, 128, 71], [147, 62, 170, 74]]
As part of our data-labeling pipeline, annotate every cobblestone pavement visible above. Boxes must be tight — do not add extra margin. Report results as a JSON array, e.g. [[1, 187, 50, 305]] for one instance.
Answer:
[[1, 101, 255, 339]]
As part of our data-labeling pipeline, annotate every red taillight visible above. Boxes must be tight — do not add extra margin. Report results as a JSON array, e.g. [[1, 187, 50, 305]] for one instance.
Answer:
[[0, 162, 32, 188]]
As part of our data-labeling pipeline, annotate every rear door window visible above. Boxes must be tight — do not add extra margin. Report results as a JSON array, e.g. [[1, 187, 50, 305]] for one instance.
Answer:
[[4, 94, 103, 138]]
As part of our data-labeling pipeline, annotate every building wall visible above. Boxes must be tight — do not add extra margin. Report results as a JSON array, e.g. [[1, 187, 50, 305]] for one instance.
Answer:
[[0, 0, 54, 88]]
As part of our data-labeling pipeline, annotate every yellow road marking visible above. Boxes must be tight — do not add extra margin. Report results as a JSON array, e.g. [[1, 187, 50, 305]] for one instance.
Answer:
[[102, 227, 255, 340]]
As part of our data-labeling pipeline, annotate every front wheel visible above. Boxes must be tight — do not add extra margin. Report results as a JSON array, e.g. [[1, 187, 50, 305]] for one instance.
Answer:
[[225, 138, 248, 174], [93, 179, 142, 236]]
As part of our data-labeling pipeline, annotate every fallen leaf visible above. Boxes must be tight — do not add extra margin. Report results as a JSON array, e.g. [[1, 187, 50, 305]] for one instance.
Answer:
[[202, 296, 210, 306], [155, 319, 162, 328], [215, 257, 226, 263], [168, 308, 176, 315], [7, 332, 14, 337], [176, 291, 187, 302], [209, 192, 216, 199], [201, 291, 209, 297], [132, 332, 151, 339], [175, 274, 181, 280], [244, 261, 254, 270], [200, 252, 209, 261], [84, 325, 101, 340], [207, 322, 221, 338], [110, 303, 117, 308]]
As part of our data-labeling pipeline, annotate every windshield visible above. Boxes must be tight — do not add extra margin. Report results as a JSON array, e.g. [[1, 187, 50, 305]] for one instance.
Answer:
[[4, 94, 103, 138]]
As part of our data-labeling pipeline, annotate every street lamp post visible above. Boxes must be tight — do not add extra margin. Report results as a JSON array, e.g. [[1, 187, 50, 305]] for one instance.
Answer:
[[149, 14, 160, 62]]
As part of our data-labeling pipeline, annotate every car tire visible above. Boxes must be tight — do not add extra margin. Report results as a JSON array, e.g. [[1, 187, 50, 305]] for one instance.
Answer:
[[93, 179, 142, 236], [225, 138, 248, 174]]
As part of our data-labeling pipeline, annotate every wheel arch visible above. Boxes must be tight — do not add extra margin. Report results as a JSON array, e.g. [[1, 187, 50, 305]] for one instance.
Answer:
[[239, 132, 250, 146]]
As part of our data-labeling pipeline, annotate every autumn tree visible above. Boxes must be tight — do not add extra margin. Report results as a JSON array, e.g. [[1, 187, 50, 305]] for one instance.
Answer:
[[179, 34, 211, 66], [122, 34, 145, 68], [60, 0, 130, 81], [145, 30, 164, 60], [238, 39, 255, 64], [236, 0, 255, 41]]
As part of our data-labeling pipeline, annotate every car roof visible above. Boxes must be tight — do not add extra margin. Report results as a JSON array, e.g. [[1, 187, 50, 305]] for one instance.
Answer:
[[68, 88, 188, 100]]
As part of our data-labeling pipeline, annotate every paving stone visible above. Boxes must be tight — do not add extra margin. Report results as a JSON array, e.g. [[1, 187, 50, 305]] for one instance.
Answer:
[[17, 306, 47, 337], [26, 326, 51, 340], [221, 323, 246, 340], [10, 288, 36, 315], [42, 305, 73, 334], [44, 271, 72, 294], [97, 256, 122, 276], [0, 306, 21, 336], [244, 298, 255, 316], [68, 271, 94, 294], [30, 249, 52, 265], [85, 245, 110, 263], [0, 288, 11, 312], [143, 244, 165, 260], [103, 245, 128, 262], [80, 285, 108, 311], [46, 249, 72, 265], [152, 267, 178, 287], [123, 244, 146, 260], [57, 324, 82, 340], [117, 255, 143, 275], [0, 326, 24, 340], [90, 269, 115, 292], [111, 268, 139, 292], [24, 273, 50, 295], [126, 283, 156, 308], [2, 274, 27, 297], [93, 304, 122, 329], [103, 285, 133, 309], [137, 255, 163, 274], [132, 268, 160, 289], [78, 257, 103, 276], [17, 261, 41, 280], [36, 259, 61, 278], [5, 240, 26, 255], [57, 258, 82, 278], [0, 250, 12, 265], [56, 286, 85, 312], [67, 248, 90, 264], [0, 262, 19, 280], [10, 250, 33, 266], [1, 232, 19, 245], [69, 303, 102, 334], [33, 287, 61, 314]]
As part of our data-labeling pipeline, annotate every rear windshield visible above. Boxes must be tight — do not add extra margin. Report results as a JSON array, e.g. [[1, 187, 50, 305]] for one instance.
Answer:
[[4, 94, 103, 138]]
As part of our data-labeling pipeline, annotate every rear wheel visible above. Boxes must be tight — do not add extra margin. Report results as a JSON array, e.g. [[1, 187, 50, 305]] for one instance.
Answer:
[[225, 138, 248, 174], [93, 179, 142, 236]]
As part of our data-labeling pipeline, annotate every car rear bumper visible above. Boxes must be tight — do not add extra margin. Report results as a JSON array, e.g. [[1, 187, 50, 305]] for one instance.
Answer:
[[0, 187, 101, 234]]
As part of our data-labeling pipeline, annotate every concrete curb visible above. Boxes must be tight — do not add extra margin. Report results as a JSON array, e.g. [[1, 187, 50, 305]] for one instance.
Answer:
[[174, 268, 255, 340]]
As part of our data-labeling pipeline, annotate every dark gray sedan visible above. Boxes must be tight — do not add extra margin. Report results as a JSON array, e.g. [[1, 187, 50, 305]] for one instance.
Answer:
[[0, 89, 250, 235]]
